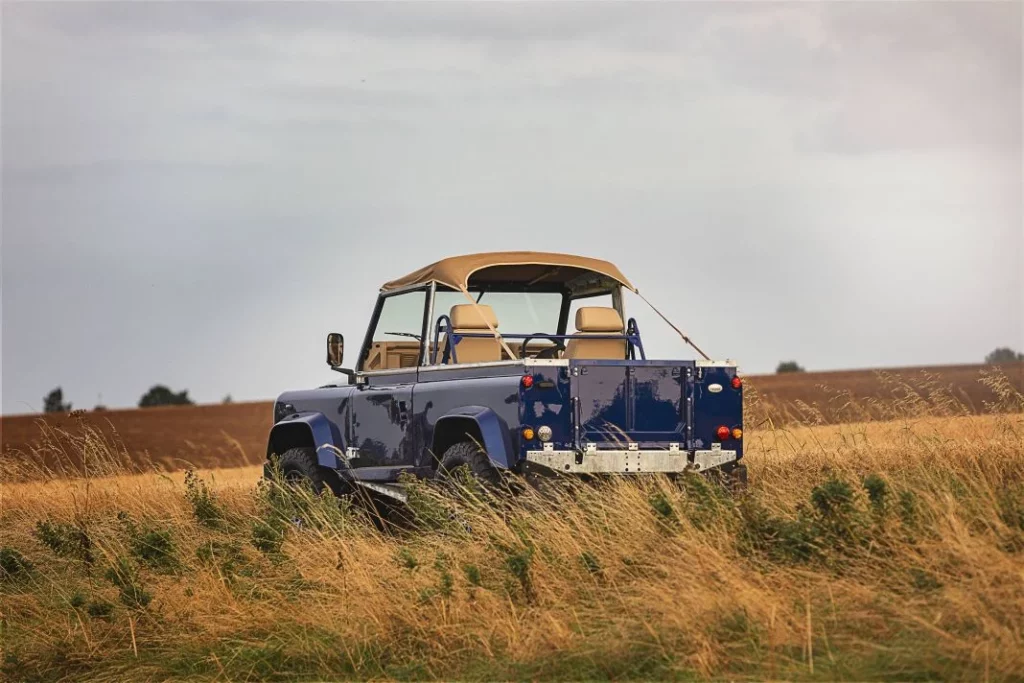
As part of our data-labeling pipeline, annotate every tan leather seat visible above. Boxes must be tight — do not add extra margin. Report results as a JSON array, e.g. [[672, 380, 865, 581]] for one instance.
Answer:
[[564, 307, 626, 360], [444, 304, 503, 364]]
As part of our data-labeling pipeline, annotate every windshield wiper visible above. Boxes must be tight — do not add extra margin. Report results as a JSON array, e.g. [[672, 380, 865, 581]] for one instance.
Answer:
[[383, 331, 422, 341]]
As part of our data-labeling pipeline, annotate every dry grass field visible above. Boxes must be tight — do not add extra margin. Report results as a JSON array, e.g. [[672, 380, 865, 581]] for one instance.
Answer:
[[2, 369, 1023, 681]]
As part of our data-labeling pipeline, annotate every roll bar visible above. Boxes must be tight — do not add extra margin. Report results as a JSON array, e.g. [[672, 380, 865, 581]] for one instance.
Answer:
[[431, 315, 646, 364]]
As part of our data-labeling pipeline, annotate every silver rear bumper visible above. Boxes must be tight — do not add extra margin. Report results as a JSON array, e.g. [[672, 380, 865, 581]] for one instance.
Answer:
[[525, 446, 737, 474]]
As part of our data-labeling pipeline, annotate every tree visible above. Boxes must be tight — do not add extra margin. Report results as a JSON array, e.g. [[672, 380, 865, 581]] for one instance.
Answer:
[[43, 387, 72, 413], [138, 385, 194, 408], [222, 394, 233, 404], [985, 347, 1024, 364], [776, 361, 805, 374]]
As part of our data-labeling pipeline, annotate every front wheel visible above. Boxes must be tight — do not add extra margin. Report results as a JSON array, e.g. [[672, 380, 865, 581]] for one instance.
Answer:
[[437, 441, 500, 485], [267, 447, 340, 495]]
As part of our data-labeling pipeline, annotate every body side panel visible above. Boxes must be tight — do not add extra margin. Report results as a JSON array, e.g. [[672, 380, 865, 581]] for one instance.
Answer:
[[413, 375, 522, 469]]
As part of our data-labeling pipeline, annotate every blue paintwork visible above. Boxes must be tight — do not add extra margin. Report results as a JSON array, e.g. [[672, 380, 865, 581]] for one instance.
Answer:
[[269, 359, 745, 478], [692, 366, 744, 459], [433, 405, 516, 468], [268, 409, 346, 469], [570, 360, 691, 449], [518, 365, 573, 457], [267, 289, 744, 481], [415, 372, 521, 466]]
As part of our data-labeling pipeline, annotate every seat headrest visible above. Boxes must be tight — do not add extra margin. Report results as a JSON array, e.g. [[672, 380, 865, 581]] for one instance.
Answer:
[[575, 307, 623, 332], [450, 304, 499, 330]]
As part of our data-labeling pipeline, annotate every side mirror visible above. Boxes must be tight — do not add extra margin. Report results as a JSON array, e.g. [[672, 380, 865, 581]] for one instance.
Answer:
[[326, 333, 345, 368]]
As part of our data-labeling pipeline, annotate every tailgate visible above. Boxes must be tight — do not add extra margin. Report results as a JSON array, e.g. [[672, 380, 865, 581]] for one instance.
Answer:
[[570, 361, 693, 449]]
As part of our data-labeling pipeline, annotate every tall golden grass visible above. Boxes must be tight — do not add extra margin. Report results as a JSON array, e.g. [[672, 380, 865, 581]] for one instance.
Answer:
[[2, 372, 1023, 681]]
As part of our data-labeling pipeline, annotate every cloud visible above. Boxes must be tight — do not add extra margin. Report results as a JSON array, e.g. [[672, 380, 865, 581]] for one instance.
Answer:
[[2, 1, 1020, 413]]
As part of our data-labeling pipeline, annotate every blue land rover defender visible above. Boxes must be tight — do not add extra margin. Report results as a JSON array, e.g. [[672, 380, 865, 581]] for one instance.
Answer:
[[266, 252, 745, 497]]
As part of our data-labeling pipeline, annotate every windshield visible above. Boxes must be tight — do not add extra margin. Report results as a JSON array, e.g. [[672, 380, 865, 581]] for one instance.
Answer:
[[433, 290, 563, 334]]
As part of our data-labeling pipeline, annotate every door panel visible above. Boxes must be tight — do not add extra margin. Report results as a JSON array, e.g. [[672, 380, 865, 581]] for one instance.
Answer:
[[350, 378, 416, 467]]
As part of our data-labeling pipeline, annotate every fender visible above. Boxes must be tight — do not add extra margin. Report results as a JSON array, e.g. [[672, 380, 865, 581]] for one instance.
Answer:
[[433, 405, 515, 470], [268, 411, 346, 470]]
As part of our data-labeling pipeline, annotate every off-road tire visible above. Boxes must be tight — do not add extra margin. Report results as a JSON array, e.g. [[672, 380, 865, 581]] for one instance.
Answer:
[[438, 441, 500, 485], [728, 463, 748, 491], [711, 462, 748, 493], [269, 447, 335, 495]]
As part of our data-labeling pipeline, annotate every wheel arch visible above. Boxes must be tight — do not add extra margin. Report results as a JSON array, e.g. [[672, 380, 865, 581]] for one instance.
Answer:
[[431, 406, 515, 470], [267, 412, 346, 469]]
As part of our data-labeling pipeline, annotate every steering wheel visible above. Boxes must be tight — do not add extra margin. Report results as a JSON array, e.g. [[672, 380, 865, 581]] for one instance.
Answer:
[[521, 334, 565, 360]]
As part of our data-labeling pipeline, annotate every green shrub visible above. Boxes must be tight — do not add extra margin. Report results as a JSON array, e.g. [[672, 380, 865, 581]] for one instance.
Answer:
[[739, 498, 819, 564], [252, 519, 286, 555], [34, 520, 94, 564], [86, 600, 115, 619], [580, 551, 601, 575], [104, 558, 152, 610], [184, 470, 224, 528], [395, 547, 418, 571], [648, 492, 675, 521], [118, 513, 178, 571], [196, 539, 247, 578], [863, 474, 890, 516], [462, 563, 482, 587], [255, 474, 353, 536], [438, 569, 454, 599], [997, 485, 1024, 531], [401, 473, 459, 532], [0, 547, 33, 579], [810, 477, 866, 550], [504, 547, 534, 601], [898, 490, 919, 528]]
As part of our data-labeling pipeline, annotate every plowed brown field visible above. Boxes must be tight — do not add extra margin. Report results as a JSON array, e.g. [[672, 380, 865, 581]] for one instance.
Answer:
[[2, 362, 1021, 478]]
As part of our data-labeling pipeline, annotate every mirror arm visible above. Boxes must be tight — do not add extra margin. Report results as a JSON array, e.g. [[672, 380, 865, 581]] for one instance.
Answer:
[[331, 366, 356, 382]]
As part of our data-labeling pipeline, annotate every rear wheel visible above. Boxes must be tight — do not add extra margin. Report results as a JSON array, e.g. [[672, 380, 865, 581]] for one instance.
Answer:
[[707, 462, 748, 493], [438, 441, 500, 485]]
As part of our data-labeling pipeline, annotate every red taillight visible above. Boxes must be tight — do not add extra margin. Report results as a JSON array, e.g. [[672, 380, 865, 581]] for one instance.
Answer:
[[521, 375, 534, 388], [731, 376, 742, 389], [716, 425, 730, 440]]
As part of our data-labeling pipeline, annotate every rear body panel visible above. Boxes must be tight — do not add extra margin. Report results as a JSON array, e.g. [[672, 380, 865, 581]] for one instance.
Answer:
[[569, 361, 691, 449]]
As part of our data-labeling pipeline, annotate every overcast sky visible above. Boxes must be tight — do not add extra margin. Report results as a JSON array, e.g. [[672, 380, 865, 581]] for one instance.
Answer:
[[2, 1, 1021, 414]]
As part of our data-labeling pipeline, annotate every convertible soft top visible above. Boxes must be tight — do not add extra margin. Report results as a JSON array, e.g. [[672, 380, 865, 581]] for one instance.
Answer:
[[381, 251, 636, 293]]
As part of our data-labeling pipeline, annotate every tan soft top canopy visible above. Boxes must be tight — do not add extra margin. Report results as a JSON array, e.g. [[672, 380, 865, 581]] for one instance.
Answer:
[[381, 251, 636, 293]]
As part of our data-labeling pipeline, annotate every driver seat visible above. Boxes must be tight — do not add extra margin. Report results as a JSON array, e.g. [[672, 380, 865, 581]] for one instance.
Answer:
[[444, 304, 503, 364], [564, 307, 627, 360]]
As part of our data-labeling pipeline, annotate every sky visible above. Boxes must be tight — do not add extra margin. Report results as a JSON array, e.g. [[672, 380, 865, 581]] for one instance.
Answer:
[[2, 1, 1022, 414]]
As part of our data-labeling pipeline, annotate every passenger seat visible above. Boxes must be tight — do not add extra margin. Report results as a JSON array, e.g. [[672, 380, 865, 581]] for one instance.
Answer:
[[563, 307, 626, 360], [446, 304, 503, 364]]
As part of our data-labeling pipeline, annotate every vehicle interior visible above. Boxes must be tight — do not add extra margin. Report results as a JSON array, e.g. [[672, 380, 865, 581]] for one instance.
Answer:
[[359, 262, 644, 371]]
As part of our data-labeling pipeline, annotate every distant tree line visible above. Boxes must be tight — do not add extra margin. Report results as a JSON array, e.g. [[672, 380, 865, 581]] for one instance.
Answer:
[[776, 361, 805, 374], [43, 388, 72, 413], [42, 384, 196, 413], [138, 385, 194, 408], [772, 347, 1023, 375], [985, 347, 1024, 364]]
